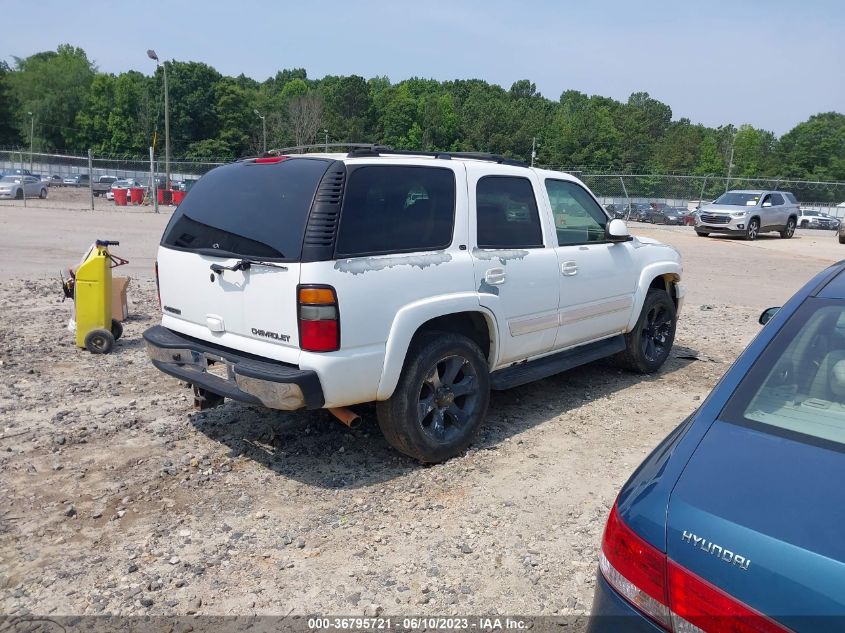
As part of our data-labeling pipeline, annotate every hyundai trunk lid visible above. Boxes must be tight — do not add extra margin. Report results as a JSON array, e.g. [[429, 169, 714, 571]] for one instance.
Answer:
[[667, 419, 845, 630]]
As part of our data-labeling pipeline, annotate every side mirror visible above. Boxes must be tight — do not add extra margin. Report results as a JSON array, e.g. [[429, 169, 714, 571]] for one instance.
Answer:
[[607, 218, 632, 242], [759, 307, 780, 325]]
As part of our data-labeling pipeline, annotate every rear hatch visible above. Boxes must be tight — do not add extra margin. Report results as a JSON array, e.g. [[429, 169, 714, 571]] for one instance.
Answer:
[[156, 156, 334, 364], [667, 300, 845, 629]]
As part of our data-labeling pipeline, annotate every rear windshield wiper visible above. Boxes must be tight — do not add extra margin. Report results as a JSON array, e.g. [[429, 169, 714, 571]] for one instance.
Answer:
[[209, 258, 288, 275]]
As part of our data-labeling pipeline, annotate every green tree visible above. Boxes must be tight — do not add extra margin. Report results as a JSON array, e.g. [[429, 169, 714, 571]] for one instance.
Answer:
[[9, 44, 96, 150], [778, 112, 845, 181], [0, 62, 20, 146]]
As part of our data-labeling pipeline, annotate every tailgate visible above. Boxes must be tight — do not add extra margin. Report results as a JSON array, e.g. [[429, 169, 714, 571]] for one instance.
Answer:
[[158, 247, 302, 362]]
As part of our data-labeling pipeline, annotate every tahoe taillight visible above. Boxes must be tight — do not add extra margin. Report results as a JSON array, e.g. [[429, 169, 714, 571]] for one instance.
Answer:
[[298, 285, 339, 352], [600, 504, 789, 633]]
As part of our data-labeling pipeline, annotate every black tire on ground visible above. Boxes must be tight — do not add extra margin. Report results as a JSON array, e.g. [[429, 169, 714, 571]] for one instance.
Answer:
[[745, 218, 760, 241], [39, 188, 47, 199], [695, 231, 709, 237], [15, 189, 23, 200], [780, 217, 796, 239], [839, 235, 845, 245], [111, 319, 123, 341], [84, 328, 115, 354], [801, 221, 809, 228], [376, 331, 490, 463], [616, 288, 677, 374]]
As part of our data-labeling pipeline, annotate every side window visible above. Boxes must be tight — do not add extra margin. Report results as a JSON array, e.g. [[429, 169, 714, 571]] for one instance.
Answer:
[[476, 176, 543, 248], [335, 166, 455, 257], [770, 193, 784, 206], [761, 194, 772, 207], [545, 179, 607, 246]]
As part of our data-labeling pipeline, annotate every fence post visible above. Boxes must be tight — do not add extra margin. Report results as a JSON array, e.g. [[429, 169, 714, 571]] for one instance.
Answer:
[[150, 146, 159, 213], [88, 149, 94, 210], [619, 176, 630, 220]]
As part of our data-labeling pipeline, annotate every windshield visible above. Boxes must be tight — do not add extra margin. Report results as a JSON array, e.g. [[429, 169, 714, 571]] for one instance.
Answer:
[[722, 300, 845, 448], [0, 176, 19, 183], [161, 157, 331, 260], [713, 192, 761, 206]]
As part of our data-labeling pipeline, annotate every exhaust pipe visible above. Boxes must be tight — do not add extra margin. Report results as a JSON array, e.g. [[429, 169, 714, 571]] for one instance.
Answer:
[[329, 407, 361, 428]]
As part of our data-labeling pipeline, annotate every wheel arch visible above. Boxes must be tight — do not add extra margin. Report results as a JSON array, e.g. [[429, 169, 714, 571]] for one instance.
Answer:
[[376, 298, 499, 401], [628, 264, 682, 331]]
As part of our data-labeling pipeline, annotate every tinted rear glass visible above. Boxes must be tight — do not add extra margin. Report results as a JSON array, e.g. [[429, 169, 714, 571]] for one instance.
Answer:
[[335, 166, 455, 257], [161, 157, 330, 260], [722, 299, 845, 448]]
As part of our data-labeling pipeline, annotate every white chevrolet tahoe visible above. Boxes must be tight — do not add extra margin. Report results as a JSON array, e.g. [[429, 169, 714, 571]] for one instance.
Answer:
[[144, 147, 685, 462]]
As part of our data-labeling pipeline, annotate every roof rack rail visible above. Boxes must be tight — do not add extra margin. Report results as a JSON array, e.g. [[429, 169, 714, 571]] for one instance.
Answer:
[[266, 143, 385, 155], [345, 147, 528, 167]]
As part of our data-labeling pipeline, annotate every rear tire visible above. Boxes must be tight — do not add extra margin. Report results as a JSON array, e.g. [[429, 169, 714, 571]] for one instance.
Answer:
[[14, 189, 23, 200], [376, 331, 490, 463], [84, 329, 114, 354], [780, 217, 796, 239], [111, 319, 123, 341], [839, 236, 845, 245], [617, 289, 676, 374]]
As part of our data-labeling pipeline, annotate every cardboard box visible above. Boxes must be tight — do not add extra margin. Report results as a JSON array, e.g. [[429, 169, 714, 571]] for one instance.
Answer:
[[112, 276, 130, 322]]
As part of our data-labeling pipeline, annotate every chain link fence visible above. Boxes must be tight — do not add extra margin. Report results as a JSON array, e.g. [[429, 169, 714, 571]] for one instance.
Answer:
[[3, 149, 845, 216]]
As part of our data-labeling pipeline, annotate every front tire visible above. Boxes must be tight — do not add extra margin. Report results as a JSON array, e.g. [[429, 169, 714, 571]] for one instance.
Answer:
[[695, 231, 709, 237], [377, 331, 490, 463], [39, 188, 47, 199], [14, 189, 23, 200], [745, 218, 760, 241], [617, 289, 676, 374], [111, 319, 123, 341], [780, 217, 796, 239], [839, 235, 845, 245]]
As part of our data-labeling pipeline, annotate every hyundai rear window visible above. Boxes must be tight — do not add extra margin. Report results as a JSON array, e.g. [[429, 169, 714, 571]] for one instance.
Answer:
[[161, 157, 331, 260], [722, 300, 845, 448]]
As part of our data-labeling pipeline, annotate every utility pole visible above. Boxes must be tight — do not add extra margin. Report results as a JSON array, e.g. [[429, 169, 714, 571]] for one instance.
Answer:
[[88, 149, 94, 211], [28, 112, 34, 173], [531, 137, 536, 167], [150, 146, 158, 213], [324, 129, 328, 152], [254, 109, 266, 154], [147, 49, 170, 189], [725, 145, 735, 193]]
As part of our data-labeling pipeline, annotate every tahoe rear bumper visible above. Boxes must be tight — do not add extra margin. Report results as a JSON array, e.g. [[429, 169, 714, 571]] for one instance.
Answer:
[[143, 325, 324, 410]]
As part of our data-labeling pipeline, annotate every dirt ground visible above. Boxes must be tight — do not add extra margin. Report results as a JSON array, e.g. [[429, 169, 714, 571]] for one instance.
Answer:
[[1, 203, 843, 621]]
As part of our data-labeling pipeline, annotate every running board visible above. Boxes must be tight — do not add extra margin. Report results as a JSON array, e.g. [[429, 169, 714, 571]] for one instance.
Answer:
[[490, 335, 626, 390]]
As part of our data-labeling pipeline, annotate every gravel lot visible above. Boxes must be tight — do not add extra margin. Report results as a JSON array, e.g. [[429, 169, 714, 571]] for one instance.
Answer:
[[1, 202, 843, 622]]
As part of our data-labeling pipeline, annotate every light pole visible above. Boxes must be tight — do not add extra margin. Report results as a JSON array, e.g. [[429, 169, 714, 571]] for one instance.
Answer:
[[324, 129, 328, 152], [254, 109, 266, 154], [147, 49, 170, 189], [27, 112, 34, 173], [725, 131, 737, 193]]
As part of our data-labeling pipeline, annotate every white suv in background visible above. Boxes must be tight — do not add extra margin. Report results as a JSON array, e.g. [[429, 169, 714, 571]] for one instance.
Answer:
[[144, 147, 685, 462]]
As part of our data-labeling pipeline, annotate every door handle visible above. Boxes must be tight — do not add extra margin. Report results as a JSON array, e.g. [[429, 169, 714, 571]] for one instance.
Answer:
[[561, 261, 578, 276], [484, 267, 507, 285]]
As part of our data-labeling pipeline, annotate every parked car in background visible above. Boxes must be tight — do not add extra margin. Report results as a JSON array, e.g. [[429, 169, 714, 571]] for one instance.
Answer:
[[63, 174, 90, 187], [649, 206, 688, 225], [0, 175, 48, 199], [627, 203, 654, 221], [41, 174, 62, 187], [588, 261, 845, 632], [695, 190, 799, 240], [798, 208, 838, 230], [92, 175, 118, 197], [106, 178, 141, 200]]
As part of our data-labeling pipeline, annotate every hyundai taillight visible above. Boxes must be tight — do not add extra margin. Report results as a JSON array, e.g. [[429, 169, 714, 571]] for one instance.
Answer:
[[298, 285, 339, 352], [599, 504, 790, 633]]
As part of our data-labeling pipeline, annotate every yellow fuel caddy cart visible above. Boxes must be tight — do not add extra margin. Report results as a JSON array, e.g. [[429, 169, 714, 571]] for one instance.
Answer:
[[62, 240, 128, 354]]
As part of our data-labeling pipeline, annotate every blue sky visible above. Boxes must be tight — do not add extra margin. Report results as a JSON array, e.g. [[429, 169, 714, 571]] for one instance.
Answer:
[[4, 0, 843, 135]]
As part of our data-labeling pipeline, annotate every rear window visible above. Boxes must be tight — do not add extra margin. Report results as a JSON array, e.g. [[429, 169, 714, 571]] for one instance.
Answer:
[[335, 166, 455, 257], [161, 157, 331, 260], [722, 300, 845, 448]]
